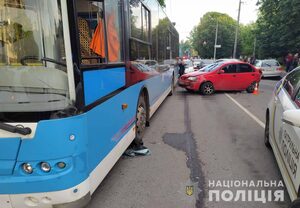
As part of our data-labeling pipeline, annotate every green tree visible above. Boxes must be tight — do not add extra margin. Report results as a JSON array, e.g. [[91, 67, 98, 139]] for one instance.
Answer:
[[157, 0, 166, 8], [240, 23, 257, 56], [190, 12, 237, 59], [180, 40, 191, 55], [256, 0, 300, 59]]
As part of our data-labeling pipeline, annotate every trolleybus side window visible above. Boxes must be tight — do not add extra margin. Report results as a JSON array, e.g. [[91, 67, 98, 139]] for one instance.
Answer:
[[75, 0, 123, 65], [129, 0, 151, 61]]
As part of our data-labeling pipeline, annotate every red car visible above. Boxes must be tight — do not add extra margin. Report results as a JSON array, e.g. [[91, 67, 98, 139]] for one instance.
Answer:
[[178, 61, 262, 95]]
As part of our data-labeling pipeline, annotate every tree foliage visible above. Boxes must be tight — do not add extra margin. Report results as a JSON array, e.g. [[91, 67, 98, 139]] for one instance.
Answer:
[[256, 0, 300, 59], [190, 12, 237, 58], [157, 0, 166, 8], [180, 40, 191, 55], [240, 23, 256, 56]]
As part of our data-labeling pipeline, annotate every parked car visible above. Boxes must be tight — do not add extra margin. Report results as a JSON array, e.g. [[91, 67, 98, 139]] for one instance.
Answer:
[[201, 59, 214, 67], [136, 59, 158, 70], [265, 67, 300, 208], [126, 62, 159, 86], [183, 59, 195, 73], [193, 59, 202, 69], [254, 59, 284, 78], [215, 58, 240, 63], [178, 61, 262, 95], [163, 59, 177, 66]]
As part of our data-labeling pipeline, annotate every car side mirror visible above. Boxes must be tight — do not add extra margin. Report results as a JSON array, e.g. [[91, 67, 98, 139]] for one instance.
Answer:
[[218, 70, 225, 74], [282, 110, 300, 128]]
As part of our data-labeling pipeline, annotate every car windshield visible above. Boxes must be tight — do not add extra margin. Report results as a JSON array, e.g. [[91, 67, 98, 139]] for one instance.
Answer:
[[201, 63, 220, 72], [202, 59, 214, 64], [263, 60, 279, 67], [184, 60, 193, 68], [254, 60, 261, 66], [163, 59, 176, 65], [0, 0, 71, 119]]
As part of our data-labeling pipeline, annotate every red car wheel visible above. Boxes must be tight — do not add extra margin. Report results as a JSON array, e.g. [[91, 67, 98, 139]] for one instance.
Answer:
[[200, 82, 215, 95]]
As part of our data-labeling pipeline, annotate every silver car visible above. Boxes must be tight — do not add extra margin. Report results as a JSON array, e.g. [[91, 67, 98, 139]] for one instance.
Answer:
[[265, 67, 300, 207], [183, 60, 195, 74], [255, 59, 284, 77], [136, 59, 158, 70]]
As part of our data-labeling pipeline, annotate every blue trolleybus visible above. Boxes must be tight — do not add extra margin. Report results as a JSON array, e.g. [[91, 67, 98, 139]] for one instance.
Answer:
[[0, 0, 179, 207]]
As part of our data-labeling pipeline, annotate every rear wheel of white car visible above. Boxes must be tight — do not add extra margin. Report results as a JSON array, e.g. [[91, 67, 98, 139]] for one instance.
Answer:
[[264, 111, 271, 148], [200, 82, 215, 95]]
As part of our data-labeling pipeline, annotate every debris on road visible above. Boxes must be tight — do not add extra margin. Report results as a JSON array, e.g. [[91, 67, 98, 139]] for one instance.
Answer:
[[123, 146, 151, 157]]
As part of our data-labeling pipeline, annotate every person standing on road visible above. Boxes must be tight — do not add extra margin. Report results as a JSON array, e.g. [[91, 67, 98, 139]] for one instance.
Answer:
[[285, 53, 293, 72], [178, 58, 185, 77], [250, 56, 256, 65], [291, 53, 299, 71]]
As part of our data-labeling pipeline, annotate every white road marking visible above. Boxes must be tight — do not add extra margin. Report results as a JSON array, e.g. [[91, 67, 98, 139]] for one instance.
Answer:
[[225, 93, 265, 129]]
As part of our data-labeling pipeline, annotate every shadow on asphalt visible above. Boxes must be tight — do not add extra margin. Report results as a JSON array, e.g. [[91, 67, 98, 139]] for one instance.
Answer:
[[176, 88, 247, 97], [262, 76, 282, 81]]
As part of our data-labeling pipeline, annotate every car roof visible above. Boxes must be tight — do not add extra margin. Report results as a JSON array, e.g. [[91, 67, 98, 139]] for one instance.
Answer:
[[258, 59, 279, 62], [201, 59, 214, 63], [136, 59, 157, 63], [215, 58, 240, 63], [220, 60, 249, 65]]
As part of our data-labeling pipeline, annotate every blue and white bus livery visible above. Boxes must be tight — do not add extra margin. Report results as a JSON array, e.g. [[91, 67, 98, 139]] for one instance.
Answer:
[[0, 0, 179, 207]]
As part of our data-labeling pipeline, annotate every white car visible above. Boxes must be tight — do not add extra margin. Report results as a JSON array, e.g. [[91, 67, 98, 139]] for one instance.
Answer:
[[136, 59, 158, 70], [193, 59, 202, 69], [265, 67, 300, 207], [255, 59, 285, 78], [183, 60, 195, 74]]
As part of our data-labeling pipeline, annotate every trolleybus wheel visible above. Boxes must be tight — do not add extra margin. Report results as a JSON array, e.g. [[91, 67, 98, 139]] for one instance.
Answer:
[[134, 93, 147, 146]]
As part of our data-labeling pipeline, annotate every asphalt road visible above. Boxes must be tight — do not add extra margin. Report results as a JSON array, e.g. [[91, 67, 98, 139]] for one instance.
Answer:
[[87, 78, 290, 208]]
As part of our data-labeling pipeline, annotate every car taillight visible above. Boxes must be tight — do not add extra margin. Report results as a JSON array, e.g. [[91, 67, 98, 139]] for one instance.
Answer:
[[276, 67, 283, 71]]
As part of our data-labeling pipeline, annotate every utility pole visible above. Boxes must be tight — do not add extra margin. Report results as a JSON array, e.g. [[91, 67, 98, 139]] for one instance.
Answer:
[[253, 37, 257, 57], [233, 0, 242, 58], [214, 22, 219, 61], [169, 32, 172, 59]]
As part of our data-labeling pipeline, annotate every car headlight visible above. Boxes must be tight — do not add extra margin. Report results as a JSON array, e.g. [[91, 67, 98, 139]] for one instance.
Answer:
[[187, 77, 197, 81]]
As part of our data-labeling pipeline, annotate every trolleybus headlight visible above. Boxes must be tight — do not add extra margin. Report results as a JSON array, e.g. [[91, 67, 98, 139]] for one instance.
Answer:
[[40, 162, 51, 172], [57, 162, 66, 169], [22, 163, 33, 174]]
